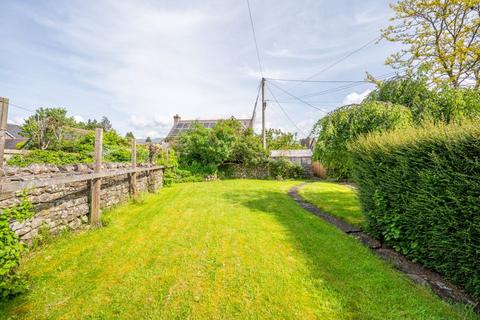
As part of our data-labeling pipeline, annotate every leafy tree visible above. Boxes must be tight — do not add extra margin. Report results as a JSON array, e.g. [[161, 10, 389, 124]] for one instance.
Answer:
[[383, 0, 480, 88], [266, 129, 303, 150], [367, 77, 480, 122], [20, 108, 75, 150], [312, 101, 413, 179], [145, 137, 152, 143], [175, 120, 267, 174], [125, 132, 135, 140]]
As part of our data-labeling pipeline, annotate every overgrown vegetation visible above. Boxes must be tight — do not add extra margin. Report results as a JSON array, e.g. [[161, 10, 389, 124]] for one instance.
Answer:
[[9, 118, 151, 167], [0, 193, 35, 300], [174, 119, 304, 180], [350, 120, 480, 299], [312, 101, 413, 179]]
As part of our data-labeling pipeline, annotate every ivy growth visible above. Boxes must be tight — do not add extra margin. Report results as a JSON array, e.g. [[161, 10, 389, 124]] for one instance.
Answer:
[[0, 191, 35, 300]]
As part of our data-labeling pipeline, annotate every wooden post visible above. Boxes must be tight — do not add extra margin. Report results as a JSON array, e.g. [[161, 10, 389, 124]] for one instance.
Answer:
[[90, 128, 103, 226], [0, 97, 9, 174], [130, 138, 137, 197]]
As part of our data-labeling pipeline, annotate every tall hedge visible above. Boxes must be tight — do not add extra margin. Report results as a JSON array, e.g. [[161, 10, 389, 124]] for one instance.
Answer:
[[350, 121, 480, 298], [312, 101, 413, 179]]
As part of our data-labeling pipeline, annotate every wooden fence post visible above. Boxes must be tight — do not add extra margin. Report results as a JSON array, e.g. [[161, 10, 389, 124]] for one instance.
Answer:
[[130, 138, 137, 197], [0, 97, 9, 175], [90, 128, 103, 226]]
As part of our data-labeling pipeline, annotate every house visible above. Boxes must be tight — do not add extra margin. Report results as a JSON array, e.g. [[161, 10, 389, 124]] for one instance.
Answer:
[[270, 149, 313, 176], [166, 114, 253, 140], [4, 124, 27, 149]]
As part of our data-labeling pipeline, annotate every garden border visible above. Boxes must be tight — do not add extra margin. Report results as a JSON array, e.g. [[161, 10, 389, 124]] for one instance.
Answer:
[[288, 183, 479, 312]]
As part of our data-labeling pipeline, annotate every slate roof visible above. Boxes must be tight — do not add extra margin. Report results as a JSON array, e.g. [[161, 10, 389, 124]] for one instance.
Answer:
[[4, 124, 27, 149], [270, 149, 313, 158], [166, 115, 252, 139], [6, 124, 23, 139]]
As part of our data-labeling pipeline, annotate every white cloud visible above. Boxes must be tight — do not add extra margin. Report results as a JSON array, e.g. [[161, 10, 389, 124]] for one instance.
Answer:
[[1, 0, 398, 139], [343, 89, 372, 105], [10, 116, 25, 126], [73, 115, 85, 123], [128, 114, 172, 138]]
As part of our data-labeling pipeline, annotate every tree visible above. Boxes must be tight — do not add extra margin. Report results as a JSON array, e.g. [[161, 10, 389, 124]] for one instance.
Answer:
[[366, 77, 480, 122], [79, 116, 113, 131], [125, 132, 135, 139], [175, 120, 267, 173], [312, 101, 413, 179], [145, 136, 152, 143], [383, 0, 480, 88], [265, 129, 303, 150], [99, 116, 113, 131], [20, 108, 75, 150]]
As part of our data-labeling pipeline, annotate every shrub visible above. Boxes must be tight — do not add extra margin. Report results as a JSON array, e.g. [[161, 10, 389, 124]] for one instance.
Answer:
[[269, 158, 304, 180], [7, 150, 92, 167], [350, 120, 480, 298], [175, 120, 268, 173], [0, 192, 35, 300], [312, 101, 413, 179]]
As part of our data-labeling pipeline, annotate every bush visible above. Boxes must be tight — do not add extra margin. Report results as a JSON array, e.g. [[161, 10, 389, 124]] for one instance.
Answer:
[[0, 192, 35, 300], [312, 101, 413, 179], [350, 120, 480, 298], [7, 150, 92, 167], [269, 158, 304, 180], [175, 120, 268, 173]]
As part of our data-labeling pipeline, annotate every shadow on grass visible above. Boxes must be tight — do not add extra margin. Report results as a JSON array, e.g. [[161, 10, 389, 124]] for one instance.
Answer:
[[220, 185, 474, 319]]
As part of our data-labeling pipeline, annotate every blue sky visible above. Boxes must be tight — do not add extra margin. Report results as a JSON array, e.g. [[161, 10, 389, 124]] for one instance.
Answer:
[[0, 0, 402, 138]]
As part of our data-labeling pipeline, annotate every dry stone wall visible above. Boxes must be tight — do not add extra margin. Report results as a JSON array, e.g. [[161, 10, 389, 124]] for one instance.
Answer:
[[0, 163, 163, 242]]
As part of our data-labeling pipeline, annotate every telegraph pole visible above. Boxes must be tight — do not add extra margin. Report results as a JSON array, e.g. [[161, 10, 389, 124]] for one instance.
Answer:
[[261, 77, 266, 149], [0, 97, 9, 173]]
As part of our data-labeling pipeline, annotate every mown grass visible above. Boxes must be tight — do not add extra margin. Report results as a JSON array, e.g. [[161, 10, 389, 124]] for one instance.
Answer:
[[299, 182, 364, 226], [0, 180, 477, 319]]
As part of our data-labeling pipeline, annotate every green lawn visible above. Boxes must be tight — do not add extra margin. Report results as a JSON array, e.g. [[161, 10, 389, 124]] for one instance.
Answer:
[[0, 180, 476, 319], [299, 182, 364, 226]]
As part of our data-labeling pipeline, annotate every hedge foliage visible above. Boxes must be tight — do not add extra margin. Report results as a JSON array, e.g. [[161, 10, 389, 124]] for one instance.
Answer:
[[312, 101, 413, 179], [350, 120, 480, 298], [0, 193, 35, 300]]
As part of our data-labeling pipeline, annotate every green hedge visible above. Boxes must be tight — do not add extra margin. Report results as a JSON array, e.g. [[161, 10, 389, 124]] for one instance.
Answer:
[[350, 121, 480, 298]]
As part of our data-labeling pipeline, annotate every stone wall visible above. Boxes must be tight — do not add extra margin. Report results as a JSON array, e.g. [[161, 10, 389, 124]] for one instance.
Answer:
[[0, 163, 163, 242]]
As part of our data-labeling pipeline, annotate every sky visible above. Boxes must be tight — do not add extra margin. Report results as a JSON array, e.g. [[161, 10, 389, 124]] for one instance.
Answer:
[[0, 0, 402, 139]]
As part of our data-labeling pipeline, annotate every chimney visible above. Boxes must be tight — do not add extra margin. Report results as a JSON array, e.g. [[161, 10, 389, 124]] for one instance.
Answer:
[[173, 114, 181, 124]]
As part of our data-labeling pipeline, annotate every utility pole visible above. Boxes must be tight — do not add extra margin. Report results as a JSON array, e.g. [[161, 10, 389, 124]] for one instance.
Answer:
[[0, 97, 9, 173], [261, 77, 266, 149]]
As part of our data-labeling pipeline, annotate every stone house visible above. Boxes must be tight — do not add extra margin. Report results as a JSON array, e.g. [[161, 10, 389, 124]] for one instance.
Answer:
[[166, 114, 253, 140], [5, 123, 27, 149]]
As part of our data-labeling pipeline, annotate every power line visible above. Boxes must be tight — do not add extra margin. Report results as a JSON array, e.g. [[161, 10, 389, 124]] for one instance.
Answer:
[[279, 69, 406, 101], [266, 84, 307, 137], [268, 81, 329, 114], [284, 36, 381, 92], [245, 0, 264, 78], [251, 80, 262, 124], [9, 103, 35, 114], [266, 78, 368, 83]]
